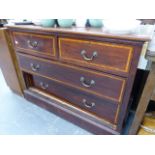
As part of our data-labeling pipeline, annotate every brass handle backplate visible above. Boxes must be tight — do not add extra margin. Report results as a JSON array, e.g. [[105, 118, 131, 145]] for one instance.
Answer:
[[27, 40, 38, 48], [30, 63, 40, 72], [81, 50, 98, 61], [82, 99, 95, 108], [40, 82, 49, 90], [80, 77, 95, 88]]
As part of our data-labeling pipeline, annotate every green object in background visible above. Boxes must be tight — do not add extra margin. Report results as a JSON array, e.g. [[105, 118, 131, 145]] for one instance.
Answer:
[[58, 19, 74, 28], [41, 19, 55, 27], [89, 19, 103, 28]]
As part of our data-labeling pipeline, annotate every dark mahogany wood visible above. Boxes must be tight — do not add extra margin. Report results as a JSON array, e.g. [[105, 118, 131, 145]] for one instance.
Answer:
[[31, 74, 119, 124], [12, 32, 57, 59], [116, 45, 143, 132], [24, 89, 120, 135], [6, 25, 150, 42], [59, 37, 134, 77], [17, 53, 126, 103], [7, 25, 148, 134]]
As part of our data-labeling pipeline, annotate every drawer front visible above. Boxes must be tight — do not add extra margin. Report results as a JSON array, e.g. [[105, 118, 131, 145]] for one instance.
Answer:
[[32, 74, 119, 125], [18, 54, 126, 103], [59, 38, 134, 76], [13, 32, 56, 59]]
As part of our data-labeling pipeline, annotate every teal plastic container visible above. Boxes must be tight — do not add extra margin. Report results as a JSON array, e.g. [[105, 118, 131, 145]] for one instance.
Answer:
[[58, 19, 74, 28], [89, 19, 103, 28], [41, 19, 55, 27]]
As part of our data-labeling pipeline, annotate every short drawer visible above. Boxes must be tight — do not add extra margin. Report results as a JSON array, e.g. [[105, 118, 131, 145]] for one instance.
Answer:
[[18, 54, 126, 103], [13, 32, 56, 59], [59, 38, 134, 76], [30, 74, 119, 125]]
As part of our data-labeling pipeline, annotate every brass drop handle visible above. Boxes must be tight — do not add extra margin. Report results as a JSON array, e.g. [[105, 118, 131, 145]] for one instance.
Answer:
[[30, 63, 40, 72], [82, 99, 95, 108], [27, 40, 38, 48], [40, 82, 49, 90], [81, 50, 98, 61], [80, 77, 95, 88], [140, 125, 155, 134]]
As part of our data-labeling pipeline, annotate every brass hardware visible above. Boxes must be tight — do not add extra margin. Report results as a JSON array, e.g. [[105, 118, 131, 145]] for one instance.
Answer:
[[82, 99, 95, 108], [81, 50, 98, 61], [27, 40, 38, 48], [30, 63, 40, 72], [140, 125, 155, 134], [80, 77, 95, 88], [40, 82, 49, 90]]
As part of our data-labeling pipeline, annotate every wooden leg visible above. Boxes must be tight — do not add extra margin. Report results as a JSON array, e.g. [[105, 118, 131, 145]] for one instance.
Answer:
[[129, 62, 155, 135]]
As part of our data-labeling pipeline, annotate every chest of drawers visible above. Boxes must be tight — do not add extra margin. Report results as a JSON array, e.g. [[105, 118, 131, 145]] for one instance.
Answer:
[[7, 25, 150, 134]]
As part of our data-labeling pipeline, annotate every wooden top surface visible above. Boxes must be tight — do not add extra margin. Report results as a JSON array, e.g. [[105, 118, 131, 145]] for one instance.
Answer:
[[6, 25, 152, 42]]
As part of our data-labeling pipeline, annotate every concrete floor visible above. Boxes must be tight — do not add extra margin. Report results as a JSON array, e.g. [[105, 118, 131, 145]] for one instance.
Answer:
[[0, 69, 91, 135]]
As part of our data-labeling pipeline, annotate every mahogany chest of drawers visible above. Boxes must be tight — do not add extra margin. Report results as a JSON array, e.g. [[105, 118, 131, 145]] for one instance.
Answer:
[[7, 25, 149, 134]]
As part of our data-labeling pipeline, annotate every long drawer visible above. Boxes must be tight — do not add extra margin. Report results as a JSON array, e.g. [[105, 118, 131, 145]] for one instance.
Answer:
[[17, 54, 126, 103], [12, 32, 56, 59], [59, 37, 134, 76], [29, 74, 119, 125]]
